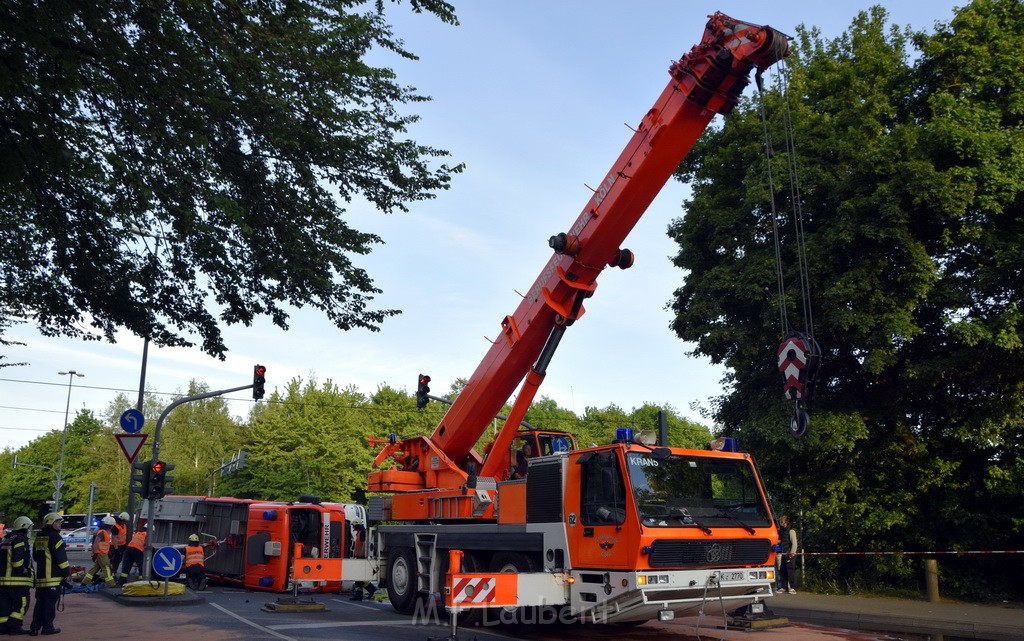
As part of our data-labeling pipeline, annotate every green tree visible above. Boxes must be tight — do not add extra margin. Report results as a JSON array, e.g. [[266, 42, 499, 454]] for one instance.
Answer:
[[668, 1, 1024, 599], [0, 316, 26, 369], [157, 380, 247, 496], [628, 403, 712, 450], [0, 409, 105, 518], [246, 377, 374, 502], [58, 410, 111, 513], [367, 384, 435, 444], [576, 404, 631, 448], [523, 396, 582, 438], [0, 0, 461, 358]]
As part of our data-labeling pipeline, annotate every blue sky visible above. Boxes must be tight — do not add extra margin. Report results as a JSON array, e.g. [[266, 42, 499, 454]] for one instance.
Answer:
[[1, 1, 965, 452]]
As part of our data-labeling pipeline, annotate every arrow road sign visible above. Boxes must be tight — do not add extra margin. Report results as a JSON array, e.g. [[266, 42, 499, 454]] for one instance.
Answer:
[[115, 433, 148, 463], [120, 408, 145, 434], [153, 546, 183, 578]]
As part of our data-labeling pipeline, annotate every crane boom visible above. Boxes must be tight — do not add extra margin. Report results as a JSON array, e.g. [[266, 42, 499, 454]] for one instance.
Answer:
[[369, 12, 789, 493]]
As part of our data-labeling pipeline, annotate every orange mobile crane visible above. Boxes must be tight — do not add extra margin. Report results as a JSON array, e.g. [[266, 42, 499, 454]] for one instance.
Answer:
[[367, 12, 790, 625]]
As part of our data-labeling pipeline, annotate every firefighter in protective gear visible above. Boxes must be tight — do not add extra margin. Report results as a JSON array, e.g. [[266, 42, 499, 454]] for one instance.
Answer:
[[0, 516, 34, 634], [118, 520, 147, 585], [109, 512, 129, 582], [184, 534, 206, 591], [83, 515, 117, 587], [30, 513, 70, 636]]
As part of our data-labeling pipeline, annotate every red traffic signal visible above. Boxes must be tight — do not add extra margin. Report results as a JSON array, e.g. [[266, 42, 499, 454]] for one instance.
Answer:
[[253, 364, 267, 400], [416, 374, 431, 410], [148, 460, 170, 499]]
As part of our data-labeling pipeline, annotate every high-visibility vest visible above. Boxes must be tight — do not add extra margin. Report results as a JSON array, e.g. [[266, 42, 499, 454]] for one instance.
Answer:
[[128, 531, 146, 552], [352, 528, 365, 557], [185, 545, 205, 568], [113, 522, 127, 547], [92, 529, 111, 555]]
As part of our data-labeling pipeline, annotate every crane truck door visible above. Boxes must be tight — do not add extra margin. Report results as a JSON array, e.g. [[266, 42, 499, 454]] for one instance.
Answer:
[[566, 450, 634, 569]]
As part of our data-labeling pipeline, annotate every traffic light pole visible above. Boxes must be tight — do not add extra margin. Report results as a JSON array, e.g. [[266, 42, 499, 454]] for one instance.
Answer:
[[142, 382, 254, 580]]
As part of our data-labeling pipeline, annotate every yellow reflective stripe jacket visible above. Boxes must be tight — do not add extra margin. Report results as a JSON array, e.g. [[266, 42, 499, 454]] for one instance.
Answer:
[[33, 529, 70, 588], [0, 534, 34, 587]]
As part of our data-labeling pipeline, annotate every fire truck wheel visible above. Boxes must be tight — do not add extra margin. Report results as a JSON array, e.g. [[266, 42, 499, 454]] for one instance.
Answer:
[[385, 547, 420, 614]]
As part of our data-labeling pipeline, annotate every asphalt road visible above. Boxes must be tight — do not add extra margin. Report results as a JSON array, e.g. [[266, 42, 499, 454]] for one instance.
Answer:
[[60, 551, 1021, 641], [59, 585, 523, 641]]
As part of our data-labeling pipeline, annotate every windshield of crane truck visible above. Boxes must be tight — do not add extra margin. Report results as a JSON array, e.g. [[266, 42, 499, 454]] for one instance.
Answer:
[[626, 452, 771, 529]]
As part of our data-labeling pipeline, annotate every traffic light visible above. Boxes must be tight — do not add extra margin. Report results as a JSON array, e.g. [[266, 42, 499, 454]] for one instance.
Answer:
[[132, 460, 151, 498], [416, 374, 431, 410], [253, 364, 267, 400], [148, 460, 175, 500]]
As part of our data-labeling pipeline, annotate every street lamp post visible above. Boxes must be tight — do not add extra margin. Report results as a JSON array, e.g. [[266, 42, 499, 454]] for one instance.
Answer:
[[127, 227, 167, 536], [130, 228, 164, 413], [55, 370, 84, 513]]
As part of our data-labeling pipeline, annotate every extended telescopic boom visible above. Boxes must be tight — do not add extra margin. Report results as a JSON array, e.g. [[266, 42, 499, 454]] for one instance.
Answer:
[[370, 12, 789, 492]]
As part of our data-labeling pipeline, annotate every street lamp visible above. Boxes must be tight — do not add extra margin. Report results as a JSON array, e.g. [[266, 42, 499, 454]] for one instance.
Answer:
[[55, 370, 84, 514]]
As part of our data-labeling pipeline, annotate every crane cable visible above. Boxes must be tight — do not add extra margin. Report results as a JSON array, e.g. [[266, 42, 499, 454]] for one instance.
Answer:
[[780, 64, 816, 340], [756, 63, 814, 338], [755, 63, 820, 438]]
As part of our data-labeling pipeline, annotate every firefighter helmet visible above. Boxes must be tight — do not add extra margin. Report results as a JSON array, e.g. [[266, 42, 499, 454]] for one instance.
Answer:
[[12, 516, 34, 531], [119, 512, 130, 520], [102, 515, 116, 526], [188, 534, 200, 543], [42, 513, 63, 526]]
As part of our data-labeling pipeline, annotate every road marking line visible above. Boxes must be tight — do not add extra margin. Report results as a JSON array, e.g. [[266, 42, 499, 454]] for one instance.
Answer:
[[330, 598, 381, 611], [208, 602, 296, 641], [267, 620, 420, 630]]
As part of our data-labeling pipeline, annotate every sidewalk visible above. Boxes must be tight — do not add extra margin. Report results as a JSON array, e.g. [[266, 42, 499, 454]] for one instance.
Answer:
[[766, 591, 1024, 641]]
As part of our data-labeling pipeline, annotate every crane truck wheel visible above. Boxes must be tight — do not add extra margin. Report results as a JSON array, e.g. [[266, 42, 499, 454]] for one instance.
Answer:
[[488, 551, 538, 574], [487, 552, 540, 627], [385, 547, 420, 614]]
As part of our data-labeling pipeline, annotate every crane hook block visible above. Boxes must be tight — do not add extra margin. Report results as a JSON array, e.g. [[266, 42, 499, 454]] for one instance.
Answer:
[[777, 331, 821, 401]]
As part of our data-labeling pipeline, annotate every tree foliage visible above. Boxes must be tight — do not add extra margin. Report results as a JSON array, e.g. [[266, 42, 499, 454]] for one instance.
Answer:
[[246, 377, 378, 502], [0, 375, 710, 525], [0, 0, 461, 358], [158, 380, 247, 496], [668, 0, 1024, 599]]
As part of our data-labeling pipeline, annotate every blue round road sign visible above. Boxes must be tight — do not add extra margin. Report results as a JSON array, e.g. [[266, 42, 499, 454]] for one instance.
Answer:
[[152, 546, 183, 578], [119, 408, 145, 434]]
